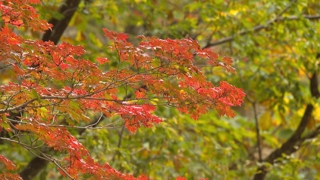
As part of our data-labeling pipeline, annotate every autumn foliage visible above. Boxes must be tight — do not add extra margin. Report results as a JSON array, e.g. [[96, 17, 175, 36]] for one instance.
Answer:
[[0, 0, 244, 179]]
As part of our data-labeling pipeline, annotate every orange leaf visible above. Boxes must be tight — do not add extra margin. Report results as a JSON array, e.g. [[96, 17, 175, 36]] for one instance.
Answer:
[[0, 155, 16, 170], [97, 57, 109, 64]]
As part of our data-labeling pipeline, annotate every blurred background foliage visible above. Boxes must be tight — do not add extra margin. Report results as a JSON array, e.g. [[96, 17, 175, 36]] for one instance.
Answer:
[[1, 0, 319, 179]]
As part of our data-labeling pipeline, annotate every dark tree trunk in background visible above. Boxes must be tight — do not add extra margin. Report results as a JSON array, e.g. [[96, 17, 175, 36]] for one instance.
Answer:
[[42, 0, 81, 45], [253, 59, 319, 180]]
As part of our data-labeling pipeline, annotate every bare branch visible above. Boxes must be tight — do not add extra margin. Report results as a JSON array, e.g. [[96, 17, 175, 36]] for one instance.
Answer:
[[301, 126, 320, 141], [252, 102, 262, 162], [0, 98, 37, 114], [0, 137, 74, 180], [111, 123, 126, 162], [205, 7, 320, 48]]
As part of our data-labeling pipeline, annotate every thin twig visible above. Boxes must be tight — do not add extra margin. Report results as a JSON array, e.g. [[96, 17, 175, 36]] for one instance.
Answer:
[[111, 123, 126, 162], [40, 152, 75, 180], [205, 3, 320, 48], [252, 102, 262, 162]]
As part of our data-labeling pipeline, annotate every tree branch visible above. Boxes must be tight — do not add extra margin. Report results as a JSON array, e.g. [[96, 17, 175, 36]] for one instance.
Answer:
[[252, 101, 262, 162], [19, 113, 106, 180], [253, 71, 319, 180], [301, 125, 320, 141], [111, 124, 126, 162], [18, 0, 81, 179], [205, 12, 320, 47], [18, 76, 143, 179]]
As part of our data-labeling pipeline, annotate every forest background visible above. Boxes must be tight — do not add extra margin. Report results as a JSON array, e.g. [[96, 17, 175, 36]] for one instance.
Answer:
[[0, 0, 319, 179]]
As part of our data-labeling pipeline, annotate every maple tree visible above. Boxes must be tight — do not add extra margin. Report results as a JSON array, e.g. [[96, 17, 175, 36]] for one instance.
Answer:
[[0, 0, 245, 179]]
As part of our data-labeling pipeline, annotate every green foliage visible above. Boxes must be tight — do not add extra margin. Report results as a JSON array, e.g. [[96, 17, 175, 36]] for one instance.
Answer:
[[0, 0, 319, 179]]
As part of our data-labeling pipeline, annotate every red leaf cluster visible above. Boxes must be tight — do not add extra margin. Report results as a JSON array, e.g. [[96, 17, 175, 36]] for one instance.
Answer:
[[0, 1, 245, 179], [0, 0, 51, 31]]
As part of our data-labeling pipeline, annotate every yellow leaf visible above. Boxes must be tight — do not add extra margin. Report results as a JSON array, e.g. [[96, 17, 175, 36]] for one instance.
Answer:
[[272, 117, 281, 126], [38, 107, 48, 118], [313, 105, 320, 121], [290, 108, 305, 128], [76, 31, 85, 41], [259, 112, 272, 130], [279, 112, 287, 126]]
